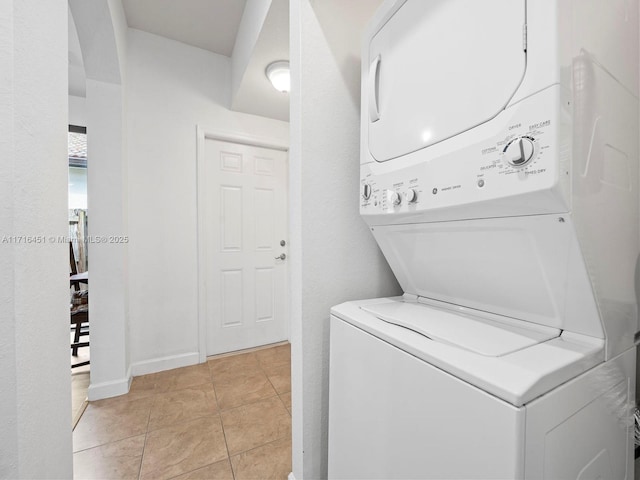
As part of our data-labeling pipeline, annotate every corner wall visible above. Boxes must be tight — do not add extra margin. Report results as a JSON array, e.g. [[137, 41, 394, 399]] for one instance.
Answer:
[[70, 0, 131, 400], [289, 0, 400, 478], [0, 0, 72, 476]]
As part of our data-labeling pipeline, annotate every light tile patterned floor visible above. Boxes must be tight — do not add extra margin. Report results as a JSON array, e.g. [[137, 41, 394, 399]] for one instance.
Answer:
[[73, 343, 291, 480], [72, 370, 90, 427], [71, 331, 91, 428]]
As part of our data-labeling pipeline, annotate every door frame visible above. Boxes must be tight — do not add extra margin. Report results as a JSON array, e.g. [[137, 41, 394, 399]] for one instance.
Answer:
[[196, 126, 290, 363]]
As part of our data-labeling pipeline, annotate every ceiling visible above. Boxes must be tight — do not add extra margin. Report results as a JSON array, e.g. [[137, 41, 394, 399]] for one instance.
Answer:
[[70, 0, 289, 121], [121, 0, 247, 57], [231, 0, 289, 121], [69, 1, 382, 123]]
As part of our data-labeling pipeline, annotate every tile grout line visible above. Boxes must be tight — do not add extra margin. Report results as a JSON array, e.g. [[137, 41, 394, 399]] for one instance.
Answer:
[[218, 392, 282, 414], [252, 348, 292, 440], [229, 432, 293, 460], [257, 354, 289, 402], [164, 461, 220, 480], [72, 399, 89, 431], [137, 433, 148, 480], [207, 361, 236, 480], [137, 382, 159, 480], [73, 431, 148, 455], [277, 391, 292, 416]]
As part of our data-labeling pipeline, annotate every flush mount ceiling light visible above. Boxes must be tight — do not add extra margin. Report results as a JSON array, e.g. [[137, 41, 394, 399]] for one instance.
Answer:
[[266, 61, 290, 93]]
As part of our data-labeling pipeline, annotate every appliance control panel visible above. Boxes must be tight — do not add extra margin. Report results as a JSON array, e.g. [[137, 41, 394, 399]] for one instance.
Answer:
[[361, 177, 426, 211], [360, 87, 570, 220]]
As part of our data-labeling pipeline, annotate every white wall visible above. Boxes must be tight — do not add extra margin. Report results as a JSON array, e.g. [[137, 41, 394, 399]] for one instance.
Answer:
[[70, 0, 131, 401], [126, 29, 289, 373], [107, 0, 128, 84], [637, 3, 640, 409], [231, 0, 273, 103], [86, 78, 130, 399], [69, 95, 87, 127], [0, 0, 72, 477], [289, 0, 400, 478]]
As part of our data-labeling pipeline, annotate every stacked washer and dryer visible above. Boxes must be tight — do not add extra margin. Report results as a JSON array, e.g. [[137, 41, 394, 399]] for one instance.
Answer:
[[328, 1, 639, 478]]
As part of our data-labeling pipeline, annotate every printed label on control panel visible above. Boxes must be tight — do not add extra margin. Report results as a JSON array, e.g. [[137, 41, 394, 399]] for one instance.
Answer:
[[480, 162, 499, 171], [529, 119, 551, 131], [482, 146, 498, 155], [528, 119, 552, 140]]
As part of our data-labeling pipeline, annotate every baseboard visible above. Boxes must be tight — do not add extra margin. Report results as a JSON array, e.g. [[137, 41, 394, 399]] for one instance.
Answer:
[[130, 352, 201, 377], [87, 366, 132, 401]]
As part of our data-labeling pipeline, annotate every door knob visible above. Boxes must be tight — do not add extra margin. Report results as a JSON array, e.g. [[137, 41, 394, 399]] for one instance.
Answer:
[[275, 253, 286, 260]]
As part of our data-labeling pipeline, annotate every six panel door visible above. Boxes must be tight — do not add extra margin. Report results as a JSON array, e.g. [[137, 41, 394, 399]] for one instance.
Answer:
[[203, 138, 288, 355]]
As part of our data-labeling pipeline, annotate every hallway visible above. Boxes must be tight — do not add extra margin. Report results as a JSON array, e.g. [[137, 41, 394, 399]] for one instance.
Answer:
[[72, 343, 291, 479]]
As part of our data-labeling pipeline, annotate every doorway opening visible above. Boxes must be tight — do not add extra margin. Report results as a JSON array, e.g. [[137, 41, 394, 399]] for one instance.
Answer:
[[68, 124, 90, 428]]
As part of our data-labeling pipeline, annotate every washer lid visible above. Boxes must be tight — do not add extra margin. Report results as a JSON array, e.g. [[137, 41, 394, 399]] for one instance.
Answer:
[[367, 0, 526, 162], [361, 301, 559, 357], [333, 298, 605, 407]]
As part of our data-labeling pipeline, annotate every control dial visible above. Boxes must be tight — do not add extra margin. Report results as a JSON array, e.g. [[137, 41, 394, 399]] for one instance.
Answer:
[[362, 183, 372, 200], [504, 137, 535, 167], [406, 189, 418, 203], [389, 191, 402, 206]]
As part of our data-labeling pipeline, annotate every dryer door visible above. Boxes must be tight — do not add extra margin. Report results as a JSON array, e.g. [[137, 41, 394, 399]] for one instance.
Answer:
[[368, 0, 527, 162]]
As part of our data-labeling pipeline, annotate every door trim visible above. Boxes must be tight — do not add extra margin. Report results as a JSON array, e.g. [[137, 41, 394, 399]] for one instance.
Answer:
[[196, 126, 289, 363]]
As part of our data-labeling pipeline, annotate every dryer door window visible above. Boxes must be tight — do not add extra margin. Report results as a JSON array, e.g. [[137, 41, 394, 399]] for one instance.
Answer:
[[368, 0, 526, 162]]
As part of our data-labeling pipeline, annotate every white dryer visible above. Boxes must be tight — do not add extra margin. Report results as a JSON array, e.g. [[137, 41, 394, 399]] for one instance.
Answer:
[[328, 1, 639, 479]]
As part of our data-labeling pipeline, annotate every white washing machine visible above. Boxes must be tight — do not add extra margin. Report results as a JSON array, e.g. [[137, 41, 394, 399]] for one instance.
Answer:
[[328, 1, 639, 478]]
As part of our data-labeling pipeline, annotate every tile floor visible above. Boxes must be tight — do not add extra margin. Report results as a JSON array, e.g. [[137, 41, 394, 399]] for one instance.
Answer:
[[72, 369, 90, 426], [73, 343, 292, 480], [71, 330, 91, 428]]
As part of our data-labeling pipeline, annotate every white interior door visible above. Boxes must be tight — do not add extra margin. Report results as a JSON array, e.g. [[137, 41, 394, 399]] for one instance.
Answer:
[[203, 138, 288, 355]]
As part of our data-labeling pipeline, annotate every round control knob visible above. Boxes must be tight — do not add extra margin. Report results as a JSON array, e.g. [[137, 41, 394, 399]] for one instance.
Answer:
[[406, 189, 418, 204], [504, 137, 535, 167], [389, 191, 401, 206], [362, 183, 372, 200]]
